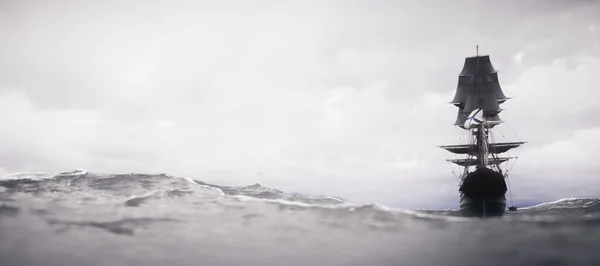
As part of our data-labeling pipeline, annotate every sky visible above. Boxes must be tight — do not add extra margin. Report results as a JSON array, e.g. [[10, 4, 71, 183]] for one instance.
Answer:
[[0, 0, 599, 209]]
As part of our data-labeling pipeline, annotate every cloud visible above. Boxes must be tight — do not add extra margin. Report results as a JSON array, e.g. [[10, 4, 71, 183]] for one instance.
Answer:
[[501, 54, 600, 144], [497, 55, 600, 204]]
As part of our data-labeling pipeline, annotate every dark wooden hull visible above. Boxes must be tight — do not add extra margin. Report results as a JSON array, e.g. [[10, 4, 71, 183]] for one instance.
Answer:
[[459, 193, 506, 217]]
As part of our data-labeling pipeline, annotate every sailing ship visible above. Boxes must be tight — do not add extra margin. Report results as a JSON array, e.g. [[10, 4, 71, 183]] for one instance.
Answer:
[[440, 47, 525, 217]]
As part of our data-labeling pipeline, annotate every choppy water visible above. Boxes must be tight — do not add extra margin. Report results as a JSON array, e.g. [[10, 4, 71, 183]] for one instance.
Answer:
[[1, 170, 599, 266]]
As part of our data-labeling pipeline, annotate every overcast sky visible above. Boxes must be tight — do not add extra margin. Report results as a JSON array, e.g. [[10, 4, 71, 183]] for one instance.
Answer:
[[0, 0, 598, 209]]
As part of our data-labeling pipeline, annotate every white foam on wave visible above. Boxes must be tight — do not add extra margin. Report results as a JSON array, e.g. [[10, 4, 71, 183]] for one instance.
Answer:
[[1, 168, 91, 181], [190, 181, 226, 196], [179, 177, 225, 196], [126, 189, 163, 200], [231, 194, 359, 209], [238, 182, 268, 188], [301, 195, 345, 203], [519, 197, 596, 210], [57, 169, 88, 177], [0, 171, 54, 180]]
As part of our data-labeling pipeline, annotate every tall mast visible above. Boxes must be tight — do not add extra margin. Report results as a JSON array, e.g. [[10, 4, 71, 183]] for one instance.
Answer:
[[475, 45, 488, 169]]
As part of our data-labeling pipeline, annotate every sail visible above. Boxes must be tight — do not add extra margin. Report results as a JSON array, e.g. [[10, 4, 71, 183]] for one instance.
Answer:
[[454, 109, 502, 128], [440, 142, 525, 155], [451, 76, 473, 107], [463, 90, 501, 117], [489, 142, 525, 154], [448, 157, 513, 167], [486, 73, 508, 102], [451, 73, 507, 106], [454, 108, 469, 126], [451, 55, 508, 126], [440, 144, 476, 155], [459, 56, 496, 76]]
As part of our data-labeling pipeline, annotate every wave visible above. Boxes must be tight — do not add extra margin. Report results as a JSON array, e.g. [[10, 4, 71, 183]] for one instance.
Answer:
[[0, 170, 345, 209], [195, 180, 346, 205], [1, 169, 599, 218], [520, 197, 600, 210]]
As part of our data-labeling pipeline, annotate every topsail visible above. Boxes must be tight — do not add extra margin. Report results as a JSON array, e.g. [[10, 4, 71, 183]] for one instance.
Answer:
[[451, 55, 508, 129]]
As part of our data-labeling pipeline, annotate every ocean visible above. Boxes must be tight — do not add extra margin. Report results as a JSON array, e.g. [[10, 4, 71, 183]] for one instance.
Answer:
[[1, 170, 599, 266]]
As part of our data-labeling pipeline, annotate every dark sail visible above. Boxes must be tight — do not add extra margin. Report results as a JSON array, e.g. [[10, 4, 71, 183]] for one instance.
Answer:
[[451, 55, 508, 128], [459, 56, 497, 76], [448, 157, 513, 167], [440, 142, 525, 156]]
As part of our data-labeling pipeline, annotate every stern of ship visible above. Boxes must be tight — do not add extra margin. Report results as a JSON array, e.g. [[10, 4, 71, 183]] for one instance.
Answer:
[[459, 167, 507, 217], [459, 193, 506, 217]]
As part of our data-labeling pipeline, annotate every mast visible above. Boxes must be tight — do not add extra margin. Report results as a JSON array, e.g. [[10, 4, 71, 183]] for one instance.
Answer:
[[475, 45, 488, 169], [476, 124, 488, 168]]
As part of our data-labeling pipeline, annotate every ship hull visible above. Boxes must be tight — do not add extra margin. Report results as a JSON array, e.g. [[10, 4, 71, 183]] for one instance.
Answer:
[[460, 193, 506, 217], [458, 167, 508, 217]]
